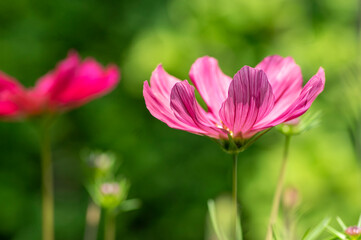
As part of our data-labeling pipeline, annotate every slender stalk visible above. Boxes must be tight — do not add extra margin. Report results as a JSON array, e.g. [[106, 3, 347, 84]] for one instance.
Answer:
[[265, 135, 291, 240], [104, 209, 116, 240], [357, 0, 361, 53], [84, 201, 101, 240], [232, 153, 239, 240], [40, 119, 54, 240]]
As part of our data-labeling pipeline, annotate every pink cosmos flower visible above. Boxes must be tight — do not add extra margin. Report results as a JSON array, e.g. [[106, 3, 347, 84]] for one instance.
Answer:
[[143, 55, 325, 148], [345, 226, 361, 236], [0, 51, 119, 119]]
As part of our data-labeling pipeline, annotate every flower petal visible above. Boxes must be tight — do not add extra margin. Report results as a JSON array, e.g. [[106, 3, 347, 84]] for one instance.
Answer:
[[219, 66, 275, 138], [34, 51, 119, 109], [53, 60, 119, 105], [254, 67, 325, 129], [34, 51, 80, 97], [189, 56, 232, 118], [256, 55, 303, 103], [170, 81, 227, 138], [143, 65, 202, 132], [0, 72, 26, 118], [283, 67, 325, 121]]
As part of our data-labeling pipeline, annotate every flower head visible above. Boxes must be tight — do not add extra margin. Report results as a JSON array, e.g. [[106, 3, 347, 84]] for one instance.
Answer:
[[0, 51, 119, 119], [143, 55, 325, 150], [345, 226, 361, 237]]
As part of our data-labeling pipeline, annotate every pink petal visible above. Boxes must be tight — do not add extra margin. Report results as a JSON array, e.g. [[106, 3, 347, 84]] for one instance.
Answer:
[[189, 57, 232, 119], [0, 102, 20, 117], [254, 67, 325, 129], [34, 51, 80, 96], [256, 55, 303, 121], [256, 55, 303, 102], [170, 81, 227, 138], [0, 72, 23, 118], [0, 72, 22, 92], [283, 67, 325, 121], [143, 65, 202, 132], [54, 61, 119, 105], [219, 66, 275, 138], [34, 51, 120, 109]]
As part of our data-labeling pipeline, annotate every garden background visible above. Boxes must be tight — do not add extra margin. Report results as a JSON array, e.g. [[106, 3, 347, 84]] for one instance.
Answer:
[[0, 0, 360, 239]]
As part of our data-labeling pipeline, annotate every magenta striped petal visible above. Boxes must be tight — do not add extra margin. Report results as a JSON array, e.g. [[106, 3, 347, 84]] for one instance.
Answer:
[[189, 57, 232, 119], [144, 65, 203, 133], [219, 66, 275, 138], [256, 55, 303, 102], [170, 81, 227, 138], [283, 67, 325, 121], [254, 67, 325, 129]]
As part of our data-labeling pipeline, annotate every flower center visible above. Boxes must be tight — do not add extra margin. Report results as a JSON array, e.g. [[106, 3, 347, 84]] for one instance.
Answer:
[[216, 122, 233, 137]]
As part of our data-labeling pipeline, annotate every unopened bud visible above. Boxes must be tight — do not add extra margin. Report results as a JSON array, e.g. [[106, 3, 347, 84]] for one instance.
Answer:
[[100, 182, 121, 196], [283, 187, 299, 209], [94, 153, 112, 170], [345, 226, 361, 236], [277, 111, 321, 136]]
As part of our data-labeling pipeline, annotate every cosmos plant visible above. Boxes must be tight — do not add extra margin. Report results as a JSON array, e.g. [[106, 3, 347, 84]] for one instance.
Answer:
[[0, 51, 120, 240], [143, 55, 325, 239]]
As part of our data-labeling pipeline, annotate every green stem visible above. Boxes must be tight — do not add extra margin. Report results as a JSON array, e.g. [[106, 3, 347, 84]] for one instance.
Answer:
[[41, 120, 54, 240], [104, 209, 116, 240], [265, 135, 291, 240], [84, 200, 101, 240], [232, 153, 239, 240]]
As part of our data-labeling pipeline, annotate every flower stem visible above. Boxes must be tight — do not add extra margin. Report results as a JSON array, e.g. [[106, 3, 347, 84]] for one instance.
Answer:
[[104, 209, 116, 240], [232, 153, 239, 240], [84, 200, 101, 240], [40, 119, 54, 240], [265, 135, 291, 240]]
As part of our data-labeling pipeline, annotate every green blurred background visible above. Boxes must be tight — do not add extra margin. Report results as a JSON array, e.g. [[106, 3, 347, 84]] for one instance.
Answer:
[[0, 0, 361, 239]]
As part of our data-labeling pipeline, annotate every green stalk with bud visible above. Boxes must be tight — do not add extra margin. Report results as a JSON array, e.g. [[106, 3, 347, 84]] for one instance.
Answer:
[[266, 111, 321, 240], [82, 151, 140, 240]]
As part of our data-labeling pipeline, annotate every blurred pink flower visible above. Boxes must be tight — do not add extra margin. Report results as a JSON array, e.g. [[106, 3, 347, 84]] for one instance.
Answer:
[[0, 51, 119, 119], [0, 73, 25, 117], [143, 55, 325, 141], [345, 226, 361, 236]]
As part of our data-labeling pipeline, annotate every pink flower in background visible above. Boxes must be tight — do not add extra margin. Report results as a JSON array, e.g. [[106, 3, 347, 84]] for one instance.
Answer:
[[0, 51, 119, 119], [0, 73, 25, 117], [143, 55, 325, 141]]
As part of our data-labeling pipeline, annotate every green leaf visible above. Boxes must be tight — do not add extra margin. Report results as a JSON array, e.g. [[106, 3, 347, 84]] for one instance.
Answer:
[[207, 199, 229, 240], [303, 217, 331, 240], [326, 226, 346, 239], [357, 214, 361, 228], [271, 225, 281, 240], [119, 199, 142, 212], [336, 217, 347, 231], [302, 228, 311, 240]]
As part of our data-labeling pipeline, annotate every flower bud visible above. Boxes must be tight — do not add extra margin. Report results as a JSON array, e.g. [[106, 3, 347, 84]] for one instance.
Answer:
[[345, 226, 361, 237], [82, 151, 119, 183], [282, 187, 300, 210], [88, 152, 115, 171], [97, 179, 129, 210], [277, 111, 321, 136], [100, 182, 121, 196]]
